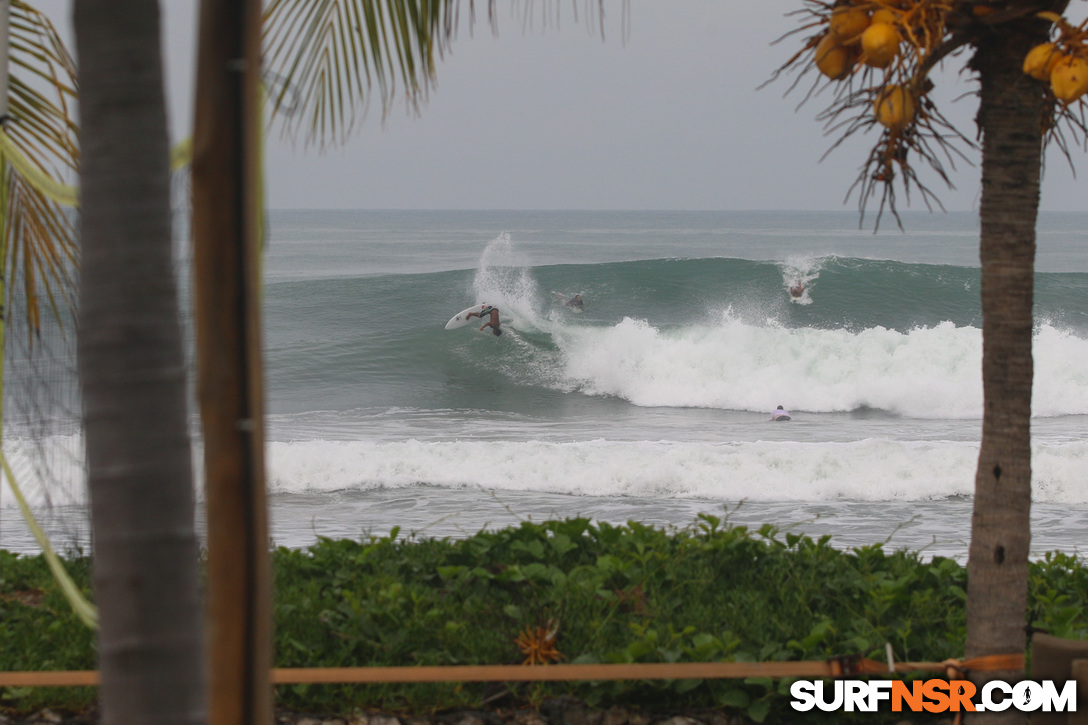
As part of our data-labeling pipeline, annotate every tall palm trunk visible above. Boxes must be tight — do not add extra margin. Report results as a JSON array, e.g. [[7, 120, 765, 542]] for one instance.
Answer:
[[74, 1, 205, 723], [966, 10, 1048, 723]]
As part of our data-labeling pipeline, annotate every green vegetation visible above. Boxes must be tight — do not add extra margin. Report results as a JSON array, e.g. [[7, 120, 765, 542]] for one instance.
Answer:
[[2, 516, 1087, 722], [0, 549, 96, 714]]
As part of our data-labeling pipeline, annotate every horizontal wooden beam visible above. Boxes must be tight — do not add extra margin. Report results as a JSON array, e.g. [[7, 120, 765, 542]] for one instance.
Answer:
[[0, 654, 1023, 687]]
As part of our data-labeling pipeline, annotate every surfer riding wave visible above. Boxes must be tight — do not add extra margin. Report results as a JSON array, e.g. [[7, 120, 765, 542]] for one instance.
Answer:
[[467, 305, 503, 336]]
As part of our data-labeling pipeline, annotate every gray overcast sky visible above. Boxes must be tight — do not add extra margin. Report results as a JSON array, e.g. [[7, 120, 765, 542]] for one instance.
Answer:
[[39, 2, 1088, 211]]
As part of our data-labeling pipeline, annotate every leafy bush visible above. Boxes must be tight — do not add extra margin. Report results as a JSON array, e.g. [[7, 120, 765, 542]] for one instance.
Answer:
[[2, 516, 1087, 722], [0, 549, 96, 714]]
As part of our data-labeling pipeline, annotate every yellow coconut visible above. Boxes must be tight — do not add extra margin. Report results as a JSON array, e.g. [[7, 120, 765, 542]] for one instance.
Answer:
[[861, 22, 901, 68], [874, 85, 915, 130], [871, 8, 899, 25], [1051, 55, 1088, 103], [829, 6, 870, 41], [815, 33, 854, 80], [1023, 43, 1063, 81]]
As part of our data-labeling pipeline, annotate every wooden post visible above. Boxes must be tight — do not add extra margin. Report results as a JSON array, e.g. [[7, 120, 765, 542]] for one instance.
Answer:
[[191, 1, 270, 724], [1071, 659, 1088, 725], [1031, 634, 1088, 725]]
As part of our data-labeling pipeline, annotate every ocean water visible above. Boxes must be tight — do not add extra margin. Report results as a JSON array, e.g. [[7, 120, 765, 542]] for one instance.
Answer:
[[2, 209, 1087, 561]]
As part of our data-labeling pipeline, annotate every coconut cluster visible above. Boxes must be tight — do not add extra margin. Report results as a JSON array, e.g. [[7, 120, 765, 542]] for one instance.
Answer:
[[779, 0, 1088, 210], [816, 4, 904, 80], [1022, 14, 1088, 105], [810, 0, 947, 132]]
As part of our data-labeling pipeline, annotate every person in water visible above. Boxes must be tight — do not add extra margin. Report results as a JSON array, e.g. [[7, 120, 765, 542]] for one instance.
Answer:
[[789, 282, 805, 298], [467, 305, 502, 336], [770, 405, 792, 421], [566, 294, 584, 311]]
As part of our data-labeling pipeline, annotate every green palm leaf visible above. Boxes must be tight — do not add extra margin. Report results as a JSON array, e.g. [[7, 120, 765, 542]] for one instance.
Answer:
[[263, 0, 463, 146], [262, 0, 619, 147]]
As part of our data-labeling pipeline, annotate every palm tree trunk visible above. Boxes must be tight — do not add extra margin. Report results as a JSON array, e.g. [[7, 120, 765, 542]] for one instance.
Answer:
[[74, 1, 205, 723], [966, 9, 1048, 723]]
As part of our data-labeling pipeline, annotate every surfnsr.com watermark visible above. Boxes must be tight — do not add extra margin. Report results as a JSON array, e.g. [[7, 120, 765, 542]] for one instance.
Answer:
[[790, 679, 1077, 713]]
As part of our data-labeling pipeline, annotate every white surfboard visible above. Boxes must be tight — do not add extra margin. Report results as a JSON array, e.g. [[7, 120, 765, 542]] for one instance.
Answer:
[[445, 304, 488, 330]]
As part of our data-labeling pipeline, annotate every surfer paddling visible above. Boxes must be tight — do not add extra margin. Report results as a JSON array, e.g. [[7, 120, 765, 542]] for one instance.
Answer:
[[770, 405, 792, 422], [467, 305, 503, 336], [553, 292, 585, 311]]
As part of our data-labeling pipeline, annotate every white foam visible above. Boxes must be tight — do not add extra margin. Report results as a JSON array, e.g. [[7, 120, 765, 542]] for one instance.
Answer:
[[0, 435, 86, 507], [264, 437, 1088, 505], [1033, 323, 1088, 416], [781, 255, 821, 305], [552, 316, 1088, 418], [7, 433, 1085, 511], [469, 232, 545, 330]]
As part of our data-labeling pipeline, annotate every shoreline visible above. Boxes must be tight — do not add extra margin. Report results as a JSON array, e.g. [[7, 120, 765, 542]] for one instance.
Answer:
[[3, 491, 1086, 563]]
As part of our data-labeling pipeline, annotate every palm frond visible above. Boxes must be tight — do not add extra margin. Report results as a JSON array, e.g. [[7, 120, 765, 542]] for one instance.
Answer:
[[6, 167, 78, 341], [262, 1, 621, 147], [8, 2, 78, 169], [1, 1, 80, 344], [263, 0, 458, 146]]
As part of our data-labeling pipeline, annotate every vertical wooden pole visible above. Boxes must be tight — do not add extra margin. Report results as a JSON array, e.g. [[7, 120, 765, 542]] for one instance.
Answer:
[[191, 2, 271, 725]]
